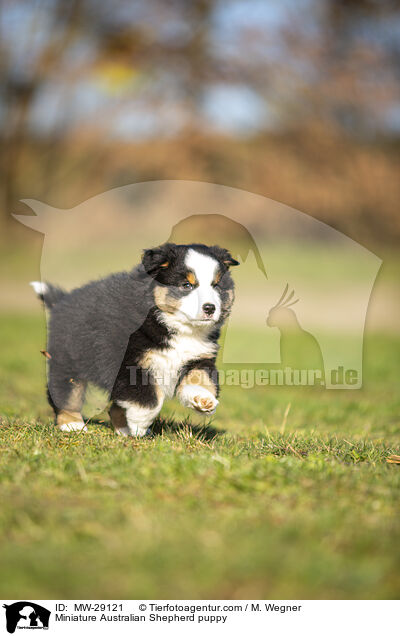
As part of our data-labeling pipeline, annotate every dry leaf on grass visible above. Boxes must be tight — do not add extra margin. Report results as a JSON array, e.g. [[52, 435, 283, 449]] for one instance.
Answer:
[[386, 455, 400, 464]]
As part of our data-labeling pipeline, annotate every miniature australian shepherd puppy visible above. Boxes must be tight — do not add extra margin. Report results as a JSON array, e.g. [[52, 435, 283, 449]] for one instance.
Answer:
[[31, 243, 239, 437]]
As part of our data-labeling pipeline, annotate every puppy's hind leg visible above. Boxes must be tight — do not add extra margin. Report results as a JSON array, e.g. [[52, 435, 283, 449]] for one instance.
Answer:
[[48, 363, 87, 432], [176, 367, 219, 414], [109, 403, 130, 437]]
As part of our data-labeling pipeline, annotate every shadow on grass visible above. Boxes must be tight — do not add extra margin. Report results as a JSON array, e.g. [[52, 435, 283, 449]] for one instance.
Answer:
[[85, 414, 225, 442], [151, 415, 225, 441]]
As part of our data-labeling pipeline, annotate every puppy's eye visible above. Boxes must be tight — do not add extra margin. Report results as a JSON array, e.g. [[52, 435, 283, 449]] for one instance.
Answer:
[[181, 281, 193, 290]]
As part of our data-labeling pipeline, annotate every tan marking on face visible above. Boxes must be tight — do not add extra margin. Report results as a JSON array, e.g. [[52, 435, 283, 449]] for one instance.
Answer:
[[160, 261, 169, 268], [213, 270, 221, 285], [176, 368, 217, 397], [109, 403, 127, 431], [153, 285, 180, 313], [56, 410, 84, 429], [187, 271, 196, 286]]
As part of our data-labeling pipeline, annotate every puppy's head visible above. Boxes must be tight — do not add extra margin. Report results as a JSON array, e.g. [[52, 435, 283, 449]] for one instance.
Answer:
[[142, 243, 239, 328]]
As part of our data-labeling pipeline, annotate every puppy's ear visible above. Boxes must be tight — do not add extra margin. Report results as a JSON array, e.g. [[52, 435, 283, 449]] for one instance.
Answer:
[[211, 246, 240, 268], [142, 243, 177, 276]]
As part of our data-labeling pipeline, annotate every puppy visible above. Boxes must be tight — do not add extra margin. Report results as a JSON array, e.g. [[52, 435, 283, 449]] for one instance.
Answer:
[[31, 243, 239, 436]]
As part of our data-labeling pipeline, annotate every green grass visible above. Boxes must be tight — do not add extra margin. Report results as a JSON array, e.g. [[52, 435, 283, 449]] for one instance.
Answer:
[[0, 313, 399, 599]]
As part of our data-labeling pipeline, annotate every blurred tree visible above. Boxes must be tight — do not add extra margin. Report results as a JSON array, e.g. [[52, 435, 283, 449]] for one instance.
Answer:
[[0, 0, 84, 231], [0, 0, 399, 239]]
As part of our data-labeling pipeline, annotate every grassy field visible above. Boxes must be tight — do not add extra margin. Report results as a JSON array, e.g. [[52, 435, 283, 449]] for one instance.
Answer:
[[0, 312, 399, 599]]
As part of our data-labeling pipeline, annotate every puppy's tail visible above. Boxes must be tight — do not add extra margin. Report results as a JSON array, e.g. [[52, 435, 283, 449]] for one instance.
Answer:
[[30, 281, 67, 309]]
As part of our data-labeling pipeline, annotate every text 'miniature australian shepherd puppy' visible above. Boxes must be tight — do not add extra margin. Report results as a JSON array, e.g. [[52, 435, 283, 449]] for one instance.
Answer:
[[31, 243, 239, 437]]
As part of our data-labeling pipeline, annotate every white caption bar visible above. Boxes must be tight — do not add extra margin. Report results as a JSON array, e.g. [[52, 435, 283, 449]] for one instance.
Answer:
[[1, 599, 399, 636]]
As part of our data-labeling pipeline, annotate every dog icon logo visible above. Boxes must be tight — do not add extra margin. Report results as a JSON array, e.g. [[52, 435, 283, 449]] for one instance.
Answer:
[[3, 602, 50, 634]]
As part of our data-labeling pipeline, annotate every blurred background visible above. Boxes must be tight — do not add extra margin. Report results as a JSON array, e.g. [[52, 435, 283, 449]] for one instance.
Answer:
[[0, 0, 399, 320], [1, 0, 400, 601]]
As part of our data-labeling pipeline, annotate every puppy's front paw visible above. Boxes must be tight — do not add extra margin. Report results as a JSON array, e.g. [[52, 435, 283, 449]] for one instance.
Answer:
[[180, 385, 218, 414], [192, 394, 218, 413]]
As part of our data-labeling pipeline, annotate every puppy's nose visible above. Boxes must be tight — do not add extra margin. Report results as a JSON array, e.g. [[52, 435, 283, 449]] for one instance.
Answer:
[[203, 303, 216, 316]]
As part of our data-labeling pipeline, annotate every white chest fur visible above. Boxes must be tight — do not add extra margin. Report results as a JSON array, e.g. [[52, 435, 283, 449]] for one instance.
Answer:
[[141, 332, 217, 398]]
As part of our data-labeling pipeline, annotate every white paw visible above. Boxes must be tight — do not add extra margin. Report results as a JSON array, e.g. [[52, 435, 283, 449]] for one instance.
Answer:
[[128, 425, 151, 438], [180, 385, 218, 414], [116, 401, 159, 438], [192, 394, 218, 413], [115, 425, 150, 438], [58, 422, 87, 432]]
